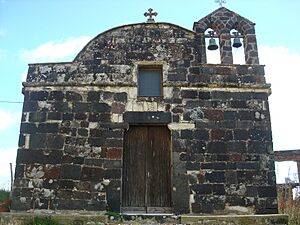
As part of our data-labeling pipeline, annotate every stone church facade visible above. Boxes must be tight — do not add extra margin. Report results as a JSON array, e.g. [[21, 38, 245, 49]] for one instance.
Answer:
[[12, 7, 278, 215]]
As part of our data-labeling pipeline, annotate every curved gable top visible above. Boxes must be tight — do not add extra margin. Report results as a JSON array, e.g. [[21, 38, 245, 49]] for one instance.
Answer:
[[193, 7, 256, 34], [74, 22, 195, 63]]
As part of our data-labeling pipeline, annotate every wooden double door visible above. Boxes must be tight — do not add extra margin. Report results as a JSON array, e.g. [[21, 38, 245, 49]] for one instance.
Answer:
[[122, 125, 171, 213]]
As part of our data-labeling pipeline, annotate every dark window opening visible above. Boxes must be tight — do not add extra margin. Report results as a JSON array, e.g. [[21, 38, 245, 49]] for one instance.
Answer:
[[138, 66, 162, 97]]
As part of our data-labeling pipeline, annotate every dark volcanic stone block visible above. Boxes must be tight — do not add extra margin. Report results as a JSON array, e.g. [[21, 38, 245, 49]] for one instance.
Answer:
[[29, 112, 47, 122], [106, 180, 121, 212], [234, 129, 249, 140], [18, 134, 25, 147], [23, 101, 38, 112], [47, 112, 62, 120], [73, 102, 91, 112], [49, 91, 64, 101], [194, 129, 209, 140], [258, 186, 277, 197], [104, 169, 121, 179], [29, 133, 47, 149], [14, 164, 25, 179], [66, 91, 83, 101], [205, 171, 225, 183], [16, 149, 45, 163], [181, 90, 198, 99], [57, 199, 85, 210], [123, 111, 171, 124], [198, 91, 211, 99], [58, 180, 76, 189], [46, 150, 63, 164], [191, 184, 212, 194], [37, 123, 59, 133], [114, 92, 127, 102], [60, 164, 82, 179], [30, 91, 48, 101], [88, 137, 105, 147], [248, 141, 267, 154], [82, 166, 104, 181], [46, 134, 64, 149], [52, 102, 70, 112], [20, 123, 37, 134], [85, 200, 107, 211], [91, 103, 111, 112], [207, 142, 227, 153], [87, 91, 100, 102]]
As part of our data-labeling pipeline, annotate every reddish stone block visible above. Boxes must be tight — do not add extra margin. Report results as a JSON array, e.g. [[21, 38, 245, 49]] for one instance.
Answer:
[[44, 165, 60, 179], [82, 166, 104, 181], [106, 148, 122, 160], [204, 109, 224, 121], [229, 154, 245, 162], [210, 129, 225, 140]]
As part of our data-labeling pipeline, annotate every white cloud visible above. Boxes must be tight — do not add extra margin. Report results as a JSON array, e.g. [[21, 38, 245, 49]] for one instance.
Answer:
[[20, 36, 92, 63], [260, 46, 300, 150], [0, 109, 19, 131], [0, 147, 17, 190]]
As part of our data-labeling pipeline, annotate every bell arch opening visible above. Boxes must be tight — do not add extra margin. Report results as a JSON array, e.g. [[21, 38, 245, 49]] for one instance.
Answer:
[[205, 28, 220, 64], [230, 29, 245, 64]]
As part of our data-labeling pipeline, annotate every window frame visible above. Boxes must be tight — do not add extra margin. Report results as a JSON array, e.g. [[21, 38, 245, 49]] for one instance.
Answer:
[[137, 65, 163, 98]]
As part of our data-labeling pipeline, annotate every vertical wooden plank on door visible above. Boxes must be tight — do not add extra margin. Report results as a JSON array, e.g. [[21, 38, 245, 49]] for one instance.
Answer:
[[122, 126, 147, 210], [147, 126, 171, 209]]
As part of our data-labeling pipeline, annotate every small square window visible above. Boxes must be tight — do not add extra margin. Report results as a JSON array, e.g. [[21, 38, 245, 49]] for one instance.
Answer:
[[138, 66, 162, 97]]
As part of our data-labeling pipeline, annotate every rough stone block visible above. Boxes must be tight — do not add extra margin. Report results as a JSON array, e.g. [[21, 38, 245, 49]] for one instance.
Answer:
[[82, 166, 104, 181], [205, 171, 225, 183], [66, 91, 83, 101], [60, 164, 82, 180], [20, 123, 37, 134], [258, 186, 277, 198], [73, 102, 91, 112], [124, 111, 171, 124], [30, 91, 48, 101], [37, 123, 59, 133], [91, 102, 111, 112], [207, 142, 227, 153], [114, 92, 127, 102], [87, 91, 100, 102], [181, 90, 198, 99], [49, 91, 64, 101], [204, 109, 224, 121], [29, 133, 47, 149]]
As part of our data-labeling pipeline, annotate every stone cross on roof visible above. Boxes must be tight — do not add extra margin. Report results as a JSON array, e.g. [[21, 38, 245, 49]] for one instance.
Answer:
[[144, 8, 158, 23], [215, 0, 226, 7]]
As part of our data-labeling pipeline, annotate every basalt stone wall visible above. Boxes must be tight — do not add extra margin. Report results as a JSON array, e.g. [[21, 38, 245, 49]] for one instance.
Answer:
[[12, 20, 277, 215]]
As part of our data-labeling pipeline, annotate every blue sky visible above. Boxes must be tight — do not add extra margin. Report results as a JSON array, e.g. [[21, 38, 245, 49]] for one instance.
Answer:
[[0, 0, 300, 189]]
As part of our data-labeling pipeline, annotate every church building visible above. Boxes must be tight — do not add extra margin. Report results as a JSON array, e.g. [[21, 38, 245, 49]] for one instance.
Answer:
[[12, 7, 278, 215]]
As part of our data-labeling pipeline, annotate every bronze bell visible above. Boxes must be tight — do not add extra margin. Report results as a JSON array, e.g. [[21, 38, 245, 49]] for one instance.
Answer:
[[232, 37, 242, 48], [208, 38, 218, 50]]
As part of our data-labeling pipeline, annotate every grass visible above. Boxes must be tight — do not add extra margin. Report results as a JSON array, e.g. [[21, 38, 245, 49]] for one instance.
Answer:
[[0, 189, 10, 202], [27, 217, 63, 225], [278, 187, 300, 225]]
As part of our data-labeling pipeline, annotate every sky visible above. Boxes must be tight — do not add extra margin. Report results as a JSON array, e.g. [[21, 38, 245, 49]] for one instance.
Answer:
[[0, 0, 300, 189]]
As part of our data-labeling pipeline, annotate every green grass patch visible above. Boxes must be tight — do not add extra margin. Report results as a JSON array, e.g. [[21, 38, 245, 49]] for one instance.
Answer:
[[0, 189, 10, 202], [27, 217, 63, 225]]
